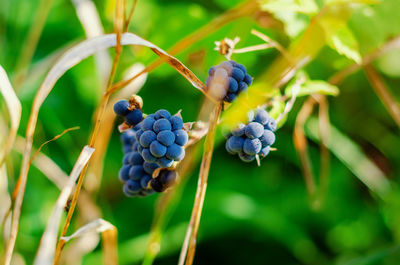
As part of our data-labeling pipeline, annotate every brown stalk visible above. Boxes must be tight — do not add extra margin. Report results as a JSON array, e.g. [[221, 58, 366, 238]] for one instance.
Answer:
[[124, 0, 138, 32], [293, 97, 317, 200], [101, 226, 118, 265], [314, 95, 331, 207], [364, 65, 400, 129], [179, 103, 223, 265]]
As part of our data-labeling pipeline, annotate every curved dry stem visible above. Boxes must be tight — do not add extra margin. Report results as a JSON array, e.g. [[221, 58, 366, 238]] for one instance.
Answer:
[[179, 103, 222, 265], [0, 65, 21, 167], [364, 65, 400, 129]]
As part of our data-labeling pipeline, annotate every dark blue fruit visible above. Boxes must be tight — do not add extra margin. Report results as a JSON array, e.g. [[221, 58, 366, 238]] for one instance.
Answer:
[[114, 100, 130, 116], [125, 109, 143, 126]]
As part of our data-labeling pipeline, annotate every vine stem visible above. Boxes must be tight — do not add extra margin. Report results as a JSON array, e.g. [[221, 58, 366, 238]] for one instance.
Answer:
[[178, 103, 222, 265]]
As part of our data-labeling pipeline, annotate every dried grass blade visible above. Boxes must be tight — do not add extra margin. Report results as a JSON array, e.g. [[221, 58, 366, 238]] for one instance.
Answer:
[[364, 65, 400, 129], [72, 0, 112, 84], [60, 219, 118, 265], [34, 146, 95, 265], [0, 65, 22, 166], [179, 103, 223, 265]]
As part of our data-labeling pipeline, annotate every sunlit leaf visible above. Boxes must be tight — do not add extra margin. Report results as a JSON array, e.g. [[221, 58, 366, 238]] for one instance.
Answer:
[[260, 0, 319, 15], [285, 80, 340, 97], [327, 25, 362, 63]]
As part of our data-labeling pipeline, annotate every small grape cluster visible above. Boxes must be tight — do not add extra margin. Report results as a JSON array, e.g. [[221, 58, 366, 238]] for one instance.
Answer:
[[113, 98, 143, 127], [136, 109, 188, 168], [225, 109, 276, 162], [119, 128, 157, 197], [119, 127, 178, 197], [206, 60, 252, 103]]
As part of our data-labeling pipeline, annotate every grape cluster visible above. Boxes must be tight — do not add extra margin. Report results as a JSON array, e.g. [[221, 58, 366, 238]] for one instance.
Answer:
[[114, 99, 143, 126], [206, 60, 252, 103], [136, 109, 188, 168], [119, 128, 157, 197], [225, 109, 276, 162]]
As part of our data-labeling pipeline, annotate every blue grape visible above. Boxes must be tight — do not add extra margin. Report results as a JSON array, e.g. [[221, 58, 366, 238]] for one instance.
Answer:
[[244, 74, 252, 85], [140, 175, 152, 189], [135, 129, 143, 142], [225, 141, 235, 155], [238, 81, 248, 93], [132, 142, 139, 152], [137, 144, 144, 155], [140, 130, 157, 147], [118, 165, 131, 182], [143, 161, 159, 175], [260, 130, 275, 146], [166, 144, 185, 160], [224, 93, 236, 103], [129, 165, 145, 181], [150, 141, 167, 157], [114, 100, 130, 116], [159, 170, 177, 186], [141, 116, 155, 131], [245, 122, 264, 139], [157, 157, 174, 168], [232, 123, 245, 137], [124, 180, 141, 193], [236, 63, 246, 73], [243, 138, 262, 155], [129, 152, 144, 165], [254, 109, 269, 125], [121, 129, 136, 145], [239, 152, 255, 162], [150, 179, 163, 192], [260, 146, 270, 157], [265, 118, 277, 131], [123, 152, 132, 164], [226, 136, 244, 153], [157, 130, 175, 146], [169, 115, 183, 130], [123, 145, 132, 154], [154, 109, 171, 119], [228, 77, 238, 93], [153, 118, 171, 133], [125, 109, 143, 126], [174, 129, 188, 146], [142, 148, 157, 162], [231, 67, 245, 81]]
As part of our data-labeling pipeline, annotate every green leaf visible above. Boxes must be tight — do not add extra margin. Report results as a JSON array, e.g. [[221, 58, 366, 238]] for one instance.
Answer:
[[327, 25, 362, 63], [260, 0, 319, 15], [285, 80, 340, 97]]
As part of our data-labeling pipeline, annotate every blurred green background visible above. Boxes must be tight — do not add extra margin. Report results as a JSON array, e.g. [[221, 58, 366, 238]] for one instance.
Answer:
[[1, 0, 400, 264]]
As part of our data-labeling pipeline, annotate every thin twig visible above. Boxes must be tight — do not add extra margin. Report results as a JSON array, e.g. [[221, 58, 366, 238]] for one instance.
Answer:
[[124, 0, 138, 32], [364, 65, 400, 129], [329, 36, 400, 85], [293, 97, 317, 199], [179, 103, 223, 265]]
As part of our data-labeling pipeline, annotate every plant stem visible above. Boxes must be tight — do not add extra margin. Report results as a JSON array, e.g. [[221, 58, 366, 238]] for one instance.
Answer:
[[179, 103, 222, 265]]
